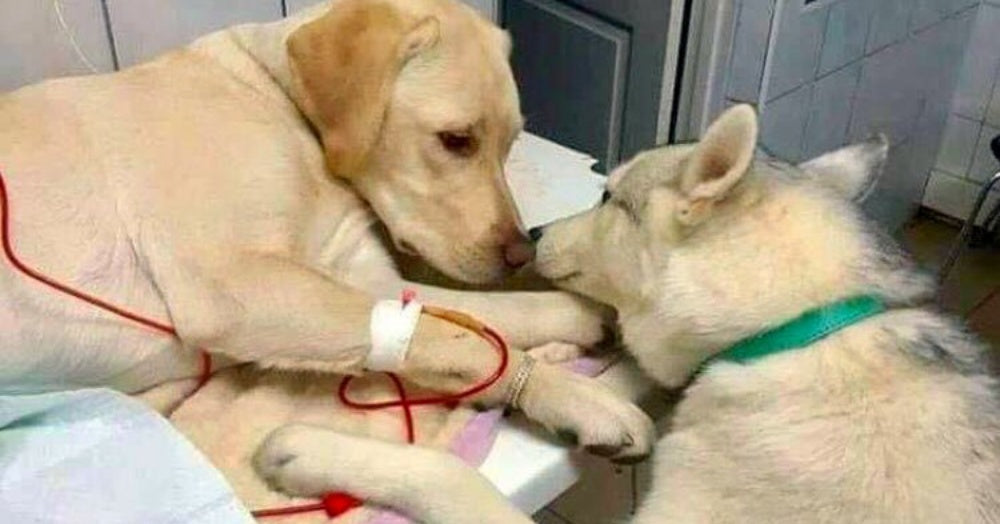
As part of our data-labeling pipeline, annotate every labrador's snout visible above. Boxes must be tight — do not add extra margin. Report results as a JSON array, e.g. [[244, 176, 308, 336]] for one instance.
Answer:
[[503, 233, 536, 269]]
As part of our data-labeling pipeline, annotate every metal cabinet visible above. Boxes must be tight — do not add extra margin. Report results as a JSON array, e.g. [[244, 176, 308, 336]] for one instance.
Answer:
[[503, 0, 673, 172]]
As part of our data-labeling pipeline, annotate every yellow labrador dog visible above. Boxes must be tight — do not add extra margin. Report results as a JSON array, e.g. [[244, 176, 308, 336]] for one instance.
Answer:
[[0, 0, 652, 505]]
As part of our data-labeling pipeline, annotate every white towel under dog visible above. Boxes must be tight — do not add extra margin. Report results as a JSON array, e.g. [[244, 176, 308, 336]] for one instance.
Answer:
[[0, 387, 254, 524]]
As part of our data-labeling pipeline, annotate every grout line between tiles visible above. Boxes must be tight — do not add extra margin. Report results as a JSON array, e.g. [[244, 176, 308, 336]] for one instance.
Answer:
[[811, 3, 832, 80]]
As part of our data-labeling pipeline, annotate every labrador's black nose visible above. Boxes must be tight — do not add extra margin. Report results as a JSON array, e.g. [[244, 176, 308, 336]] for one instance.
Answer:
[[528, 226, 544, 242]]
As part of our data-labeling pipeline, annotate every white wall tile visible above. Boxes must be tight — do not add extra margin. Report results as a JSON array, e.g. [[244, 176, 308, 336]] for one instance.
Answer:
[[726, 0, 776, 102], [802, 61, 861, 159], [863, 139, 917, 230], [891, 136, 937, 216], [986, 76, 1000, 127], [951, 0, 982, 15], [969, 124, 1000, 182], [849, 4, 972, 147], [817, 0, 871, 77], [761, 84, 812, 162], [935, 116, 980, 177], [951, 4, 1000, 120], [105, 0, 283, 67], [849, 42, 925, 144], [763, 3, 826, 101], [866, 0, 913, 53], [287, 0, 497, 19], [901, 10, 977, 222], [910, 6, 977, 102], [908, 94, 954, 206], [910, 0, 972, 32], [285, 0, 323, 14], [909, 0, 945, 32], [923, 169, 1000, 223], [0, 0, 115, 91]]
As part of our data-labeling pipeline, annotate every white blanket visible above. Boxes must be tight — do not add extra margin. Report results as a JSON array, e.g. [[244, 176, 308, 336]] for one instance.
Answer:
[[0, 388, 254, 523]]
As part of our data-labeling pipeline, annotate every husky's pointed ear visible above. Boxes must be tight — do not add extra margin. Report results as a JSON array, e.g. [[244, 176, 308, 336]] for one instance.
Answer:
[[799, 135, 888, 201], [676, 104, 758, 225]]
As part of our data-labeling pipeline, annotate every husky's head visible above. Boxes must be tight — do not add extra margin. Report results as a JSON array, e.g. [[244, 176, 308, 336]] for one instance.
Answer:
[[533, 105, 934, 386]]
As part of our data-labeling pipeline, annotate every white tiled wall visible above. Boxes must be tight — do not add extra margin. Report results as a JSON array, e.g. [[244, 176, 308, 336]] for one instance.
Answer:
[[724, 0, 980, 231], [286, 0, 496, 18], [0, 0, 116, 91], [1, 0, 498, 91], [106, 0, 283, 67], [801, 61, 861, 159], [926, 1, 1000, 222]]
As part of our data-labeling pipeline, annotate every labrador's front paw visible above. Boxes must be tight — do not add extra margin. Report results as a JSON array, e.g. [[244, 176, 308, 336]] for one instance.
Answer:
[[518, 364, 654, 463]]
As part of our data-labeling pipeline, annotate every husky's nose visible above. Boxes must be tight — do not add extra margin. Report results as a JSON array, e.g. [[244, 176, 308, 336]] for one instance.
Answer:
[[503, 235, 535, 269], [528, 226, 544, 242]]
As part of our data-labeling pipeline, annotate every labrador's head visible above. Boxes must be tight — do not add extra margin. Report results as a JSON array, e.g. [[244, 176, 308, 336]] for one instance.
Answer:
[[287, 0, 529, 284]]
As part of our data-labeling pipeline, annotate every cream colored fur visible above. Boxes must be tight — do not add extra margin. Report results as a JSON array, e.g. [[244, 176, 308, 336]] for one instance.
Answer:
[[363, 106, 1000, 523], [533, 105, 1000, 523], [0, 0, 653, 519]]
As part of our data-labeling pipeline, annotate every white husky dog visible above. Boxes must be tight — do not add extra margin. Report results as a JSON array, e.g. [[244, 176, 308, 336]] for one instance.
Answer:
[[530, 105, 1000, 523], [257, 105, 1000, 523]]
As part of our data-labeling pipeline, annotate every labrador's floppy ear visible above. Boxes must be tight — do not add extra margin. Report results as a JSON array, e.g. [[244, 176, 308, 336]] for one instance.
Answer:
[[675, 104, 758, 225], [287, 0, 439, 177]]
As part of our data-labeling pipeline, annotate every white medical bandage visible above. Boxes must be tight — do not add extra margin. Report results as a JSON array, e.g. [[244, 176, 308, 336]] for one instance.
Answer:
[[365, 299, 423, 372]]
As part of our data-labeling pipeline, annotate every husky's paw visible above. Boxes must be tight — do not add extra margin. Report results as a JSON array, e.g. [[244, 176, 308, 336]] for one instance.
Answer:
[[528, 342, 585, 364], [519, 364, 654, 463], [254, 424, 346, 497]]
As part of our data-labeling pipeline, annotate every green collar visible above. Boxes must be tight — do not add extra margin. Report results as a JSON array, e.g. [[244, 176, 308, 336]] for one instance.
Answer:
[[706, 295, 886, 368]]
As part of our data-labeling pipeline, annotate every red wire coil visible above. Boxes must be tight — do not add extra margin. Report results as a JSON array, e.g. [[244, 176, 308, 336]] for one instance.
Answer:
[[0, 169, 508, 520]]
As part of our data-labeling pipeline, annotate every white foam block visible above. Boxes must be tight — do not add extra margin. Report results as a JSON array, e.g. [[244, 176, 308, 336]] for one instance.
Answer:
[[506, 133, 606, 229], [478, 134, 655, 515], [479, 360, 659, 515]]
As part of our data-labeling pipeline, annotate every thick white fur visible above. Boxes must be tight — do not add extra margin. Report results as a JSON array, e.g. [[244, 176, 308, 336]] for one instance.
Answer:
[[535, 105, 1000, 523], [376, 106, 1000, 523], [0, 0, 653, 519]]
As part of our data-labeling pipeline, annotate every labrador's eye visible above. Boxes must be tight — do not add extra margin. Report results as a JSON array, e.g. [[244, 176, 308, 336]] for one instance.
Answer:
[[601, 190, 612, 204], [438, 132, 477, 157]]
